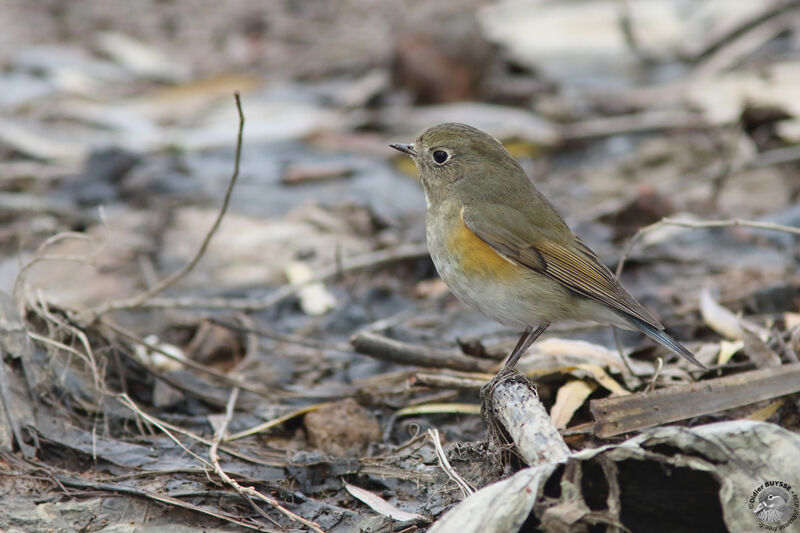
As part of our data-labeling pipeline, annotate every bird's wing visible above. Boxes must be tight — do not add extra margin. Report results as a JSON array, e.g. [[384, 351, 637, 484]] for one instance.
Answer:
[[462, 204, 663, 329]]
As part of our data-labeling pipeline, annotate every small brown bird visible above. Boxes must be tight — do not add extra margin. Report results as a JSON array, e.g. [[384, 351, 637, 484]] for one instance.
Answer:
[[391, 123, 705, 372]]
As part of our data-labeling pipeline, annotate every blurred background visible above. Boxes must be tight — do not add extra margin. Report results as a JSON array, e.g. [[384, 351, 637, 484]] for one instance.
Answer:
[[2, 1, 800, 531], [2, 0, 798, 312], [2, 0, 799, 309]]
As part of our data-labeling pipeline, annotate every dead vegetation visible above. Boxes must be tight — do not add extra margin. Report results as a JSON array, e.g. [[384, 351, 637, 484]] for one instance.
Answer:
[[1, 1, 800, 532]]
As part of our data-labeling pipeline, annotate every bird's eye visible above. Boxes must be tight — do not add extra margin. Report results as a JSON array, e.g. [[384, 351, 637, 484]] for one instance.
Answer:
[[432, 150, 449, 164]]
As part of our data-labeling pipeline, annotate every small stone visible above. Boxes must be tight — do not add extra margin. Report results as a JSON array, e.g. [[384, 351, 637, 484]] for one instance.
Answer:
[[304, 399, 380, 457]]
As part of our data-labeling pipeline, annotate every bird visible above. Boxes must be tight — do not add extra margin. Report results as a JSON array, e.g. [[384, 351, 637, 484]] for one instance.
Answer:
[[390, 122, 706, 373], [754, 490, 792, 523]]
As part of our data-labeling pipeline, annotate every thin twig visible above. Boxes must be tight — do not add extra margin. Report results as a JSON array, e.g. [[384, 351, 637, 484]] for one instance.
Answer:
[[121, 242, 429, 311], [30, 293, 102, 392], [225, 402, 333, 442], [616, 217, 800, 278], [211, 317, 352, 353], [210, 387, 325, 533], [54, 474, 277, 532], [116, 393, 286, 468], [682, 0, 800, 60], [611, 328, 637, 380], [427, 428, 475, 498], [13, 232, 93, 308], [0, 347, 35, 458], [81, 92, 246, 322], [616, 0, 659, 64], [101, 317, 276, 398], [118, 394, 215, 469], [644, 358, 664, 393]]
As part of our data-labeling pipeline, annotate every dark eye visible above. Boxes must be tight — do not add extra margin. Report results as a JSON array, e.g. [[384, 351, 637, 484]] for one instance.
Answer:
[[432, 150, 449, 164]]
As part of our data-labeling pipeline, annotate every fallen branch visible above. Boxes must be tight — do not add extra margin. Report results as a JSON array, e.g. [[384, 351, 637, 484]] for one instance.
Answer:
[[590, 362, 800, 437], [80, 92, 246, 323], [481, 373, 570, 467], [351, 330, 496, 373]]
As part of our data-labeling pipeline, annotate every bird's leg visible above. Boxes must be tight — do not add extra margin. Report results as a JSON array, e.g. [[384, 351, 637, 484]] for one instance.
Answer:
[[501, 322, 549, 373], [481, 323, 550, 400]]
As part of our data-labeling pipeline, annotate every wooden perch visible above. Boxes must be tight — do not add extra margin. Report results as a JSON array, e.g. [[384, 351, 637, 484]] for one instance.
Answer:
[[482, 373, 570, 467], [350, 331, 496, 373], [591, 362, 800, 438]]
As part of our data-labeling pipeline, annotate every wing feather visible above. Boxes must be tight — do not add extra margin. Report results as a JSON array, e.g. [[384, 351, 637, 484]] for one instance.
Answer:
[[462, 205, 662, 329]]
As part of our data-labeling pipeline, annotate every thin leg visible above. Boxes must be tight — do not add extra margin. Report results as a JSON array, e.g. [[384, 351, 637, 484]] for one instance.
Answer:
[[502, 322, 549, 371]]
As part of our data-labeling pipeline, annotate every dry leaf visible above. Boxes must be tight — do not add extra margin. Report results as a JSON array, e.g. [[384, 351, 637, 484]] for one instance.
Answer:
[[717, 340, 744, 365], [345, 483, 425, 522], [550, 379, 597, 430], [285, 261, 336, 315], [745, 399, 785, 421], [566, 364, 630, 396], [700, 287, 742, 340]]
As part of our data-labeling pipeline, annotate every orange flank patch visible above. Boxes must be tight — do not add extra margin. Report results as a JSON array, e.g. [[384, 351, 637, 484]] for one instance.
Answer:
[[447, 216, 522, 280]]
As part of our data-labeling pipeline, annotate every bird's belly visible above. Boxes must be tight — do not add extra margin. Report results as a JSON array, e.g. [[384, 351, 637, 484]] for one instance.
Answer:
[[427, 215, 575, 328]]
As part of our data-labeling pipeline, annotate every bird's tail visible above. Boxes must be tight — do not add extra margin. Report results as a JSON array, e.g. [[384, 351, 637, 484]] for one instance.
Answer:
[[626, 316, 707, 370]]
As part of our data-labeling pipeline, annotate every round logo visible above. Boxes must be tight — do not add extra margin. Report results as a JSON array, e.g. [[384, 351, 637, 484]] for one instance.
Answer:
[[749, 481, 798, 530]]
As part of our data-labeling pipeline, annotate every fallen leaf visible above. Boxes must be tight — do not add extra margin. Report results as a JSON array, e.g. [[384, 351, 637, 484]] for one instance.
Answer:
[[745, 399, 785, 421], [717, 340, 744, 365], [565, 364, 629, 396], [345, 483, 425, 522], [700, 287, 743, 340], [285, 261, 336, 316], [550, 380, 597, 430]]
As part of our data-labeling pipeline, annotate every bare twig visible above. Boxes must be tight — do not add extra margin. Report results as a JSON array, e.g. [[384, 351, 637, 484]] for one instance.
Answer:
[[13, 231, 93, 310], [211, 317, 352, 353], [427, 428, 475, 498], [80, 92, 246, 322], [616, 0, 659, 64], [351, 330, 496, 373], [123, 242, 429, 311], [559, 111, 709, 143], [616, 217, 800, 279], [118, 394, 214, 469], [644, 357, 663, 393], [210, 387, 325, 533], [413, 371, 488, 390], [100, 318, 276, 398], [693, 11, 799, 78], [481, 373, 570, 466], [611, 328, 638, 382], [54, 474, 277, 532], [225, 402, 333, 442], [116, 393, 286, 468], [682, 0, 800, 60], [29, 293, 102, 392]]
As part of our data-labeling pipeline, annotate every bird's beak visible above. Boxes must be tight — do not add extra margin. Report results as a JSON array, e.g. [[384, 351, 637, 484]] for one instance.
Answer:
[[389, 143, 417, 156]]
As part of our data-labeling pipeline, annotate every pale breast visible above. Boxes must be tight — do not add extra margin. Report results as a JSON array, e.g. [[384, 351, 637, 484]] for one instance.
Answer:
[[426, 205, 575, 329]]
